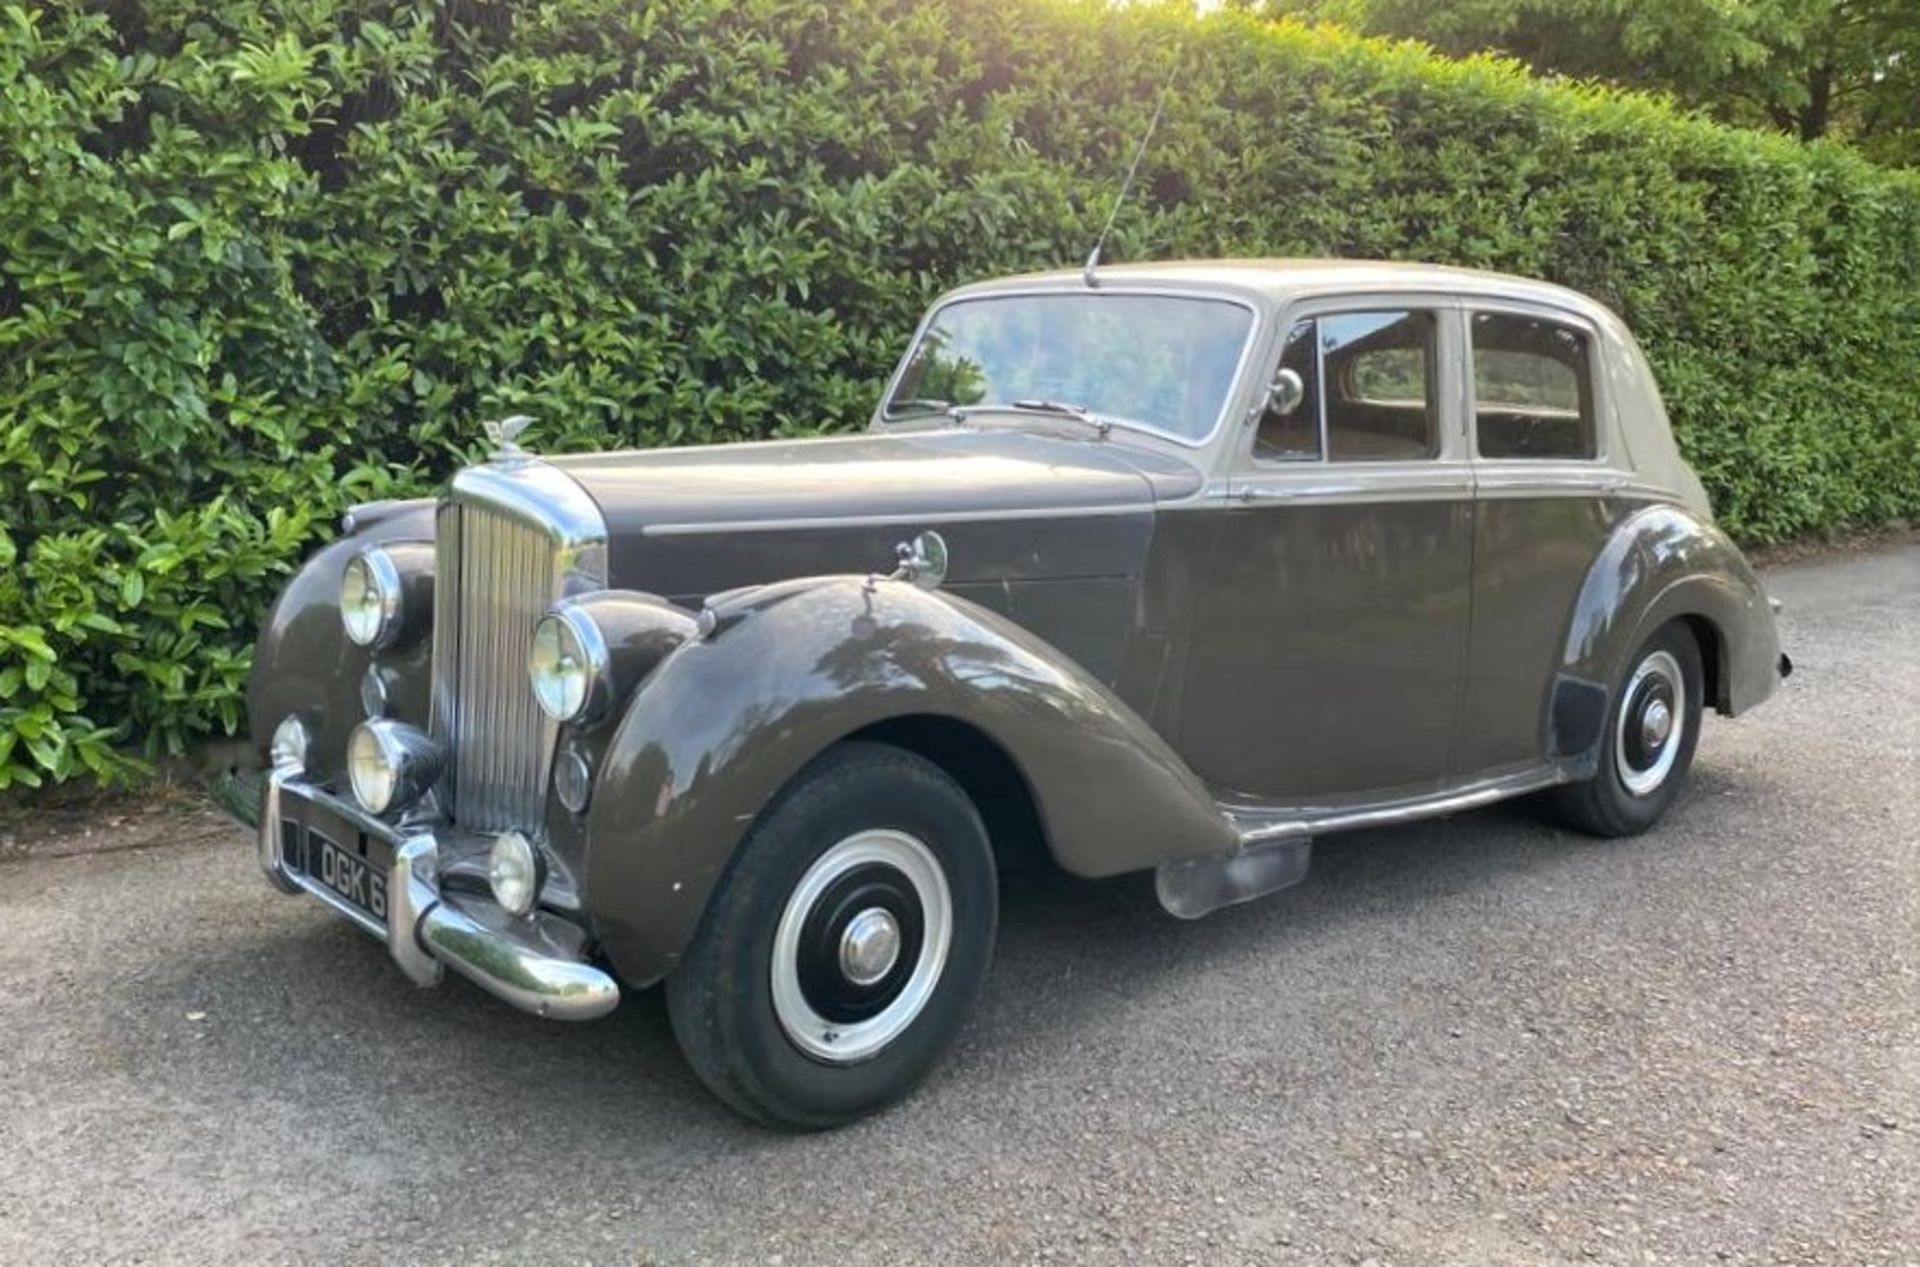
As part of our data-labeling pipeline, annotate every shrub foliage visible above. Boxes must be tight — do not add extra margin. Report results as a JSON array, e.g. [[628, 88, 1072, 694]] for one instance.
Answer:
[[2, 0, 1917, 786]]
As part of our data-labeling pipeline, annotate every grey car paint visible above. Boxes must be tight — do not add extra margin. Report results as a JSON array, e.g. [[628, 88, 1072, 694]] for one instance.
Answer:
[[549, 429, 1196, 594], [243, 259, 1784, 997], [547, 429, 1199, 686], [580, 577, 1238, 986]]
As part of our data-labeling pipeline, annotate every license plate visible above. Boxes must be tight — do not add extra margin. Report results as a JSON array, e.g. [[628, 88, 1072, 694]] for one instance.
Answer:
[[305, 831, 388, 924]]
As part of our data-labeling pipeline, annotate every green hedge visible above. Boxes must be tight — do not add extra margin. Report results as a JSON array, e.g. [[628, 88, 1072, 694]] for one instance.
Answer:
[[2, 0, 1917, 786]]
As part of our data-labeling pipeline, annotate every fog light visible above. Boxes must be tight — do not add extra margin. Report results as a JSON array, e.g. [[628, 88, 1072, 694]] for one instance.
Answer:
[[346, 719, 443, 816], [488, 831, 540, 916], [270, 714, 310, 773]]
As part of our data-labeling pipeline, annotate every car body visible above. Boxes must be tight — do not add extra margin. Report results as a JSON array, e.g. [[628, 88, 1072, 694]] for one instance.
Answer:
[[235, 260, 1786, 1126]]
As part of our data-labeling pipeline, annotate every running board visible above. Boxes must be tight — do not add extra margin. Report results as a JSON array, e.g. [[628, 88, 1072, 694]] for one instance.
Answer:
[[1223, 764, 1564, 845], [1156, 765, 1566, 919]]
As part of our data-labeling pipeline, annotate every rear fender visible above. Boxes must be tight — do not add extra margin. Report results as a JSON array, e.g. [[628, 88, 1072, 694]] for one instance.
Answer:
[[1551, 504, 1781, 762], [581, 575, 1234, 987]]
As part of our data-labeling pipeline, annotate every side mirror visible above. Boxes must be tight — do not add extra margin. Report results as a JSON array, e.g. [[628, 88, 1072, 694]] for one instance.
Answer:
[[1266, 368, 1306, 417]]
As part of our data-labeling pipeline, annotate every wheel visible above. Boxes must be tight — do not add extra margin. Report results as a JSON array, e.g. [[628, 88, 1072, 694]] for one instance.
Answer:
[[665, 741, 997, 1129], [1547, 621, 1704, 838]]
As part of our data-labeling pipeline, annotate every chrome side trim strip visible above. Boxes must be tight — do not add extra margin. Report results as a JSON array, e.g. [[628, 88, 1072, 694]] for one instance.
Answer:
[[641, 501, 1149, 537], [1225, 765, 1566, 846]]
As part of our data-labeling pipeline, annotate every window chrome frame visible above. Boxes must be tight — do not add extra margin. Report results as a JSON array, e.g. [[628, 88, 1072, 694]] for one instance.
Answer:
[[1240, 295, 1464, 473], [873, 286, 1266, 451], [1462, 300, 1607, 465]]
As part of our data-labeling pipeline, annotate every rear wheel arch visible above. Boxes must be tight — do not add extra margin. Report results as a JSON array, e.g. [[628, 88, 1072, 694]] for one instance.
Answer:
[[1678, 613, 1727, 713], [1558, 504, 1776, 723]]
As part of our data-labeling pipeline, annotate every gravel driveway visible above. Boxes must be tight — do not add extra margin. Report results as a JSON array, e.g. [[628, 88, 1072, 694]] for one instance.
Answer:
[[1, 542, 1914, 1266]]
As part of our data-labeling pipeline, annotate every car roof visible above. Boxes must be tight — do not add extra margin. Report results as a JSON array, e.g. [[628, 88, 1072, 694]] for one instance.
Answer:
[[945, 258, 1616, 324]]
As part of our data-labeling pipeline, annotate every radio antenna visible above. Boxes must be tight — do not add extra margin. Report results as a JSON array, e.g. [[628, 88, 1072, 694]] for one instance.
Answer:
[[1083, 47, 1181, 289]]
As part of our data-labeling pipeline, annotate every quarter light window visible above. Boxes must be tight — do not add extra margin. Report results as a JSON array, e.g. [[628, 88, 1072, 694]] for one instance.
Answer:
[[1472, 312, 1596, 460], [1254, 321, 1321, 461]]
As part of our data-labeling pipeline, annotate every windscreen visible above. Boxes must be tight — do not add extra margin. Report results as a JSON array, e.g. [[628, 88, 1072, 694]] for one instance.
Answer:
[[884, 293, 1255, 442]]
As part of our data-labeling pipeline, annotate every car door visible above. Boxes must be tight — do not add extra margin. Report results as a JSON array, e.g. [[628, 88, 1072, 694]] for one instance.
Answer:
[[1457, 300, 1628, 776], [1176, 299, 1474, 802]]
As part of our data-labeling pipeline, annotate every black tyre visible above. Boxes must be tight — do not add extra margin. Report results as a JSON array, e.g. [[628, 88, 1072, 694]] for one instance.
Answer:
[[665, 741, 997, 1129], [1548, 621, 1704, 838]]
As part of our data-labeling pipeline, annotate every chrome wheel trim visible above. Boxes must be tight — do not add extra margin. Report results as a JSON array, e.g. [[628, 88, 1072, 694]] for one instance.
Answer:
[[839, 907, 903, 986], [771, 829, 952, 1065], [1615, 648, 1685, 797]]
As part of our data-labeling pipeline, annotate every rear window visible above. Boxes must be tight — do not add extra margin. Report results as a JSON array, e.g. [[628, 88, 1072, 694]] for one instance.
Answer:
[[1472, 312, 1596, 460]]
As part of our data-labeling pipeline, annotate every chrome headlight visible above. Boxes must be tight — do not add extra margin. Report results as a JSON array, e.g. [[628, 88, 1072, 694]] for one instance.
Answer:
[[340, 547, 404, 648], [347, 720, 443, 815], [528, 607, 608, 723]]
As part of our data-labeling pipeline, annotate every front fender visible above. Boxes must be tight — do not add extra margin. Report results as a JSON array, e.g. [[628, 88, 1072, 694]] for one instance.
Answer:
[[1554, 504, 1781, 757], [247, 502, 437, 774], [581, 576, 1234, 987]]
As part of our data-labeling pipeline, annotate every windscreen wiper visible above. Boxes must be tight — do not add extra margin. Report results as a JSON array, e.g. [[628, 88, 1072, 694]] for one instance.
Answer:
[[884, 398, 961, 421], [1003, 398, 1113, 439]]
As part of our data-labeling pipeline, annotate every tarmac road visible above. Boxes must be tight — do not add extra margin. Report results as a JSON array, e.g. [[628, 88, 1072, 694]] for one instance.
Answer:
[[1, 542, 1914, 1266]]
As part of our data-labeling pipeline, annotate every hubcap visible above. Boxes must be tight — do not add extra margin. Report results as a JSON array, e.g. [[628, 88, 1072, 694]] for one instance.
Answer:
[[771, 829, 952, 1064], [839, 907, 902, 986], [1641, 697, 1673, 750], [1615, 649, 1686, 797]]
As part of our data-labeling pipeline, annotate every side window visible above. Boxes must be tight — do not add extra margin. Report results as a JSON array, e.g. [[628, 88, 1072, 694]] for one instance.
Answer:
[[1253, 320, 1321, 461], [1472, 312, 1596, 460], [1322, 311, 1439, 461]]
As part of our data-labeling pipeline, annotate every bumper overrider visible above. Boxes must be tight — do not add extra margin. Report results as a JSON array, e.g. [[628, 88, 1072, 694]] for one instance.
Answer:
[[254, 761, 620, 1021]]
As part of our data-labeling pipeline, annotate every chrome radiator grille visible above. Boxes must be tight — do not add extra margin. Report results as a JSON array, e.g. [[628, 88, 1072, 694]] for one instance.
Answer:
[[430, 464, 607, 833]]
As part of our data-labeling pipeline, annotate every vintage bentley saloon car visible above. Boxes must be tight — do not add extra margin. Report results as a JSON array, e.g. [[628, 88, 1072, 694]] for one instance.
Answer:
[[239, 261, 1786, 1127]]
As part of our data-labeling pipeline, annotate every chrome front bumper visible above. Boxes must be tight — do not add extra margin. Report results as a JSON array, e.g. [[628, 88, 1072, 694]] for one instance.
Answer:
[[255, 767, 619, 1021]]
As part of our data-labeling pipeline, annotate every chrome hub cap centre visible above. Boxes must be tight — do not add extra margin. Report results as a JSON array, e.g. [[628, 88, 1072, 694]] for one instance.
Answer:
[[1640, 697, 1673, 751], [839, 907, 902, 986]]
